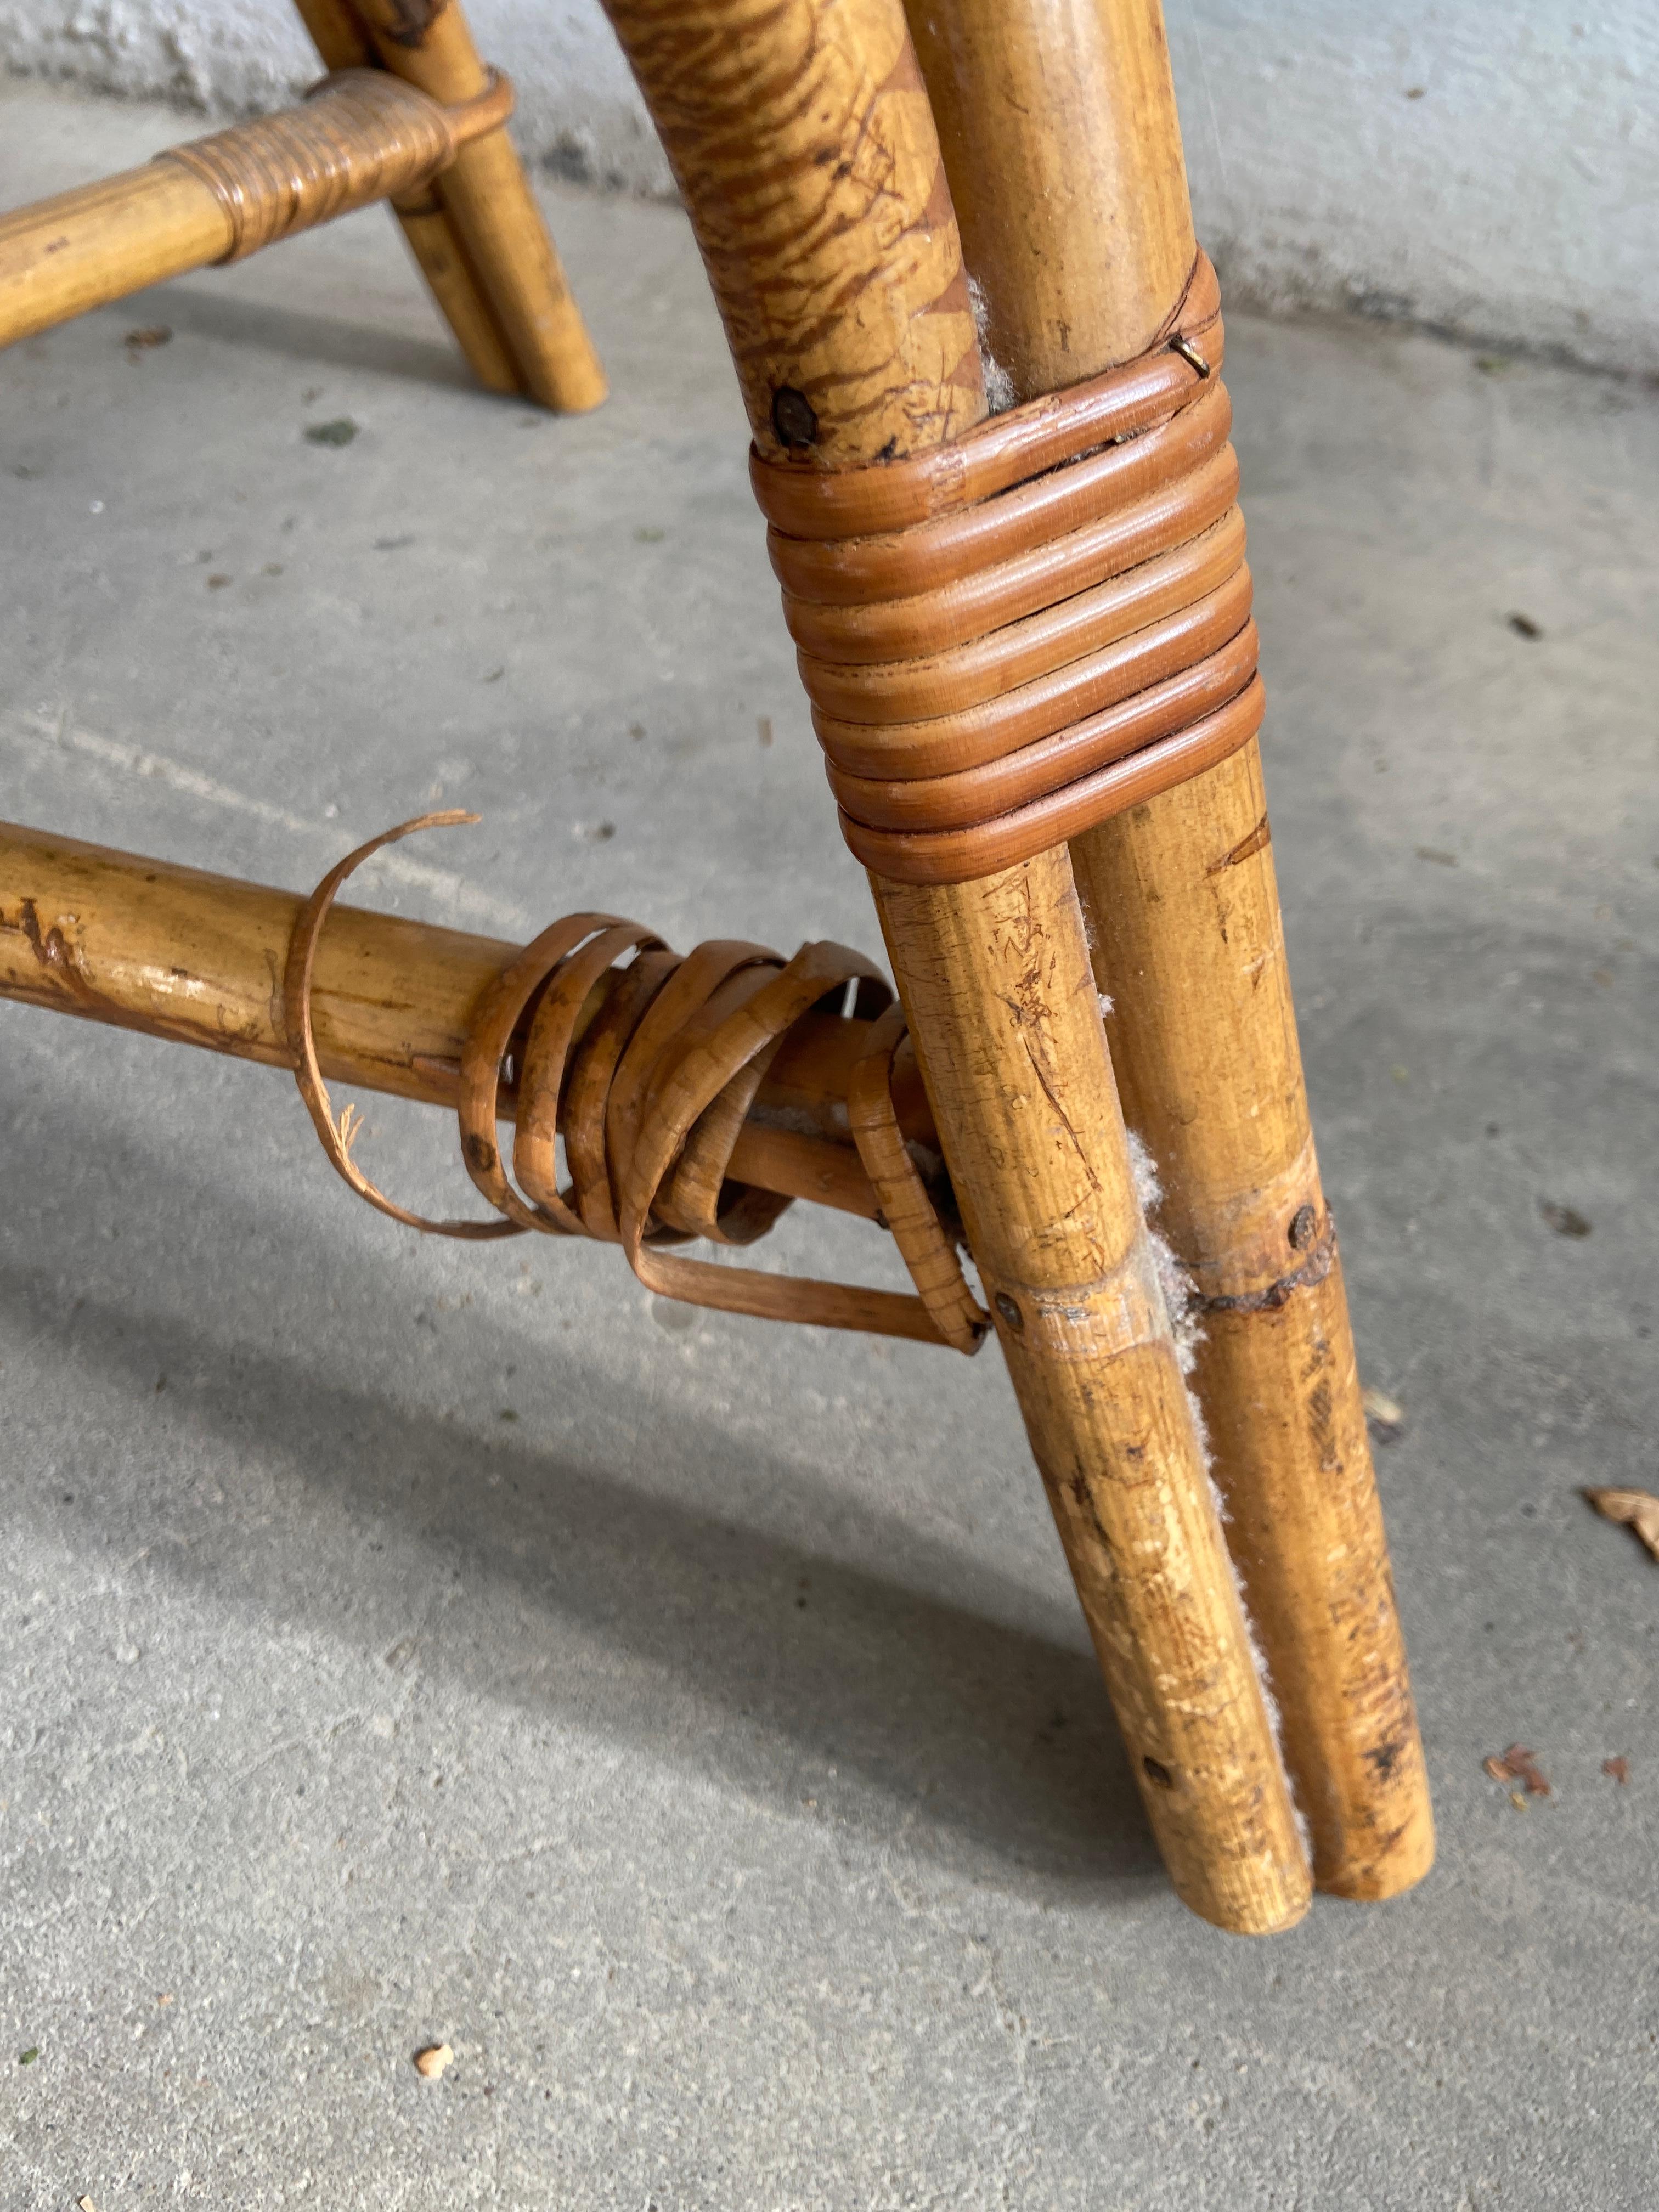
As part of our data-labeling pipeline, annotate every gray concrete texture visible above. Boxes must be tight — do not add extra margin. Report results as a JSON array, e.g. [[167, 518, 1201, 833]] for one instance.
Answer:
[[2, 78, 1657, 2212]]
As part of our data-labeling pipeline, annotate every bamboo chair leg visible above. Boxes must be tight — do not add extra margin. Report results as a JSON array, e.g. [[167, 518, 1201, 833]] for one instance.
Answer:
[[290, 0, 520, 394], [905, 0, 1434, 1900], [344, 0, 607, 414], [599, 0, 1311, 1934]]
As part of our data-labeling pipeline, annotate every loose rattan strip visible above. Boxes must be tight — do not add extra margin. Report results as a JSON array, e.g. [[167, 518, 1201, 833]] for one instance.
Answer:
[[750, 252, 1265, 884], [284, 815, 988, 1353], [157, 67, 514, 262]]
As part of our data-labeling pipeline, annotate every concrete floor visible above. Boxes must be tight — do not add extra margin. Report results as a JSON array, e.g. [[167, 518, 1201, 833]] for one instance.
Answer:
[[2, 78, 1657, 2211]]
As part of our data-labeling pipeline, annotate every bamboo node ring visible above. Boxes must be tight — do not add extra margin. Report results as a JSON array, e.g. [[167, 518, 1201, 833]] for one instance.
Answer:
[[284, 814, 988, 1353], [750, 253, 1261, 884]]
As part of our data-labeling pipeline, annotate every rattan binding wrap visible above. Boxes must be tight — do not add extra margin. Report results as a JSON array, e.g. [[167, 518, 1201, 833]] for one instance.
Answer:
[[284, 816, 988, 1353], [156, 67, 515, 262], [751, 255, 1264, 884]]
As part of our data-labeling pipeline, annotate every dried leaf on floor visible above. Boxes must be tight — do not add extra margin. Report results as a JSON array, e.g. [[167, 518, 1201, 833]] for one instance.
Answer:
[[1484, 1745, 1551, 1796], [1539, 1199, 1592, 1238], [1584, 1487, 1659, 1563], [1362, 1385, 1406, 1443], [123, 325, 171, 348], [1603, 1757, 1630, 1785], [413, 2042, 454, 2080]]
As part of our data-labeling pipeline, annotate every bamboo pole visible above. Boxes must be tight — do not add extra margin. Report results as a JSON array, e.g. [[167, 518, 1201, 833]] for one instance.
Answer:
[[904, 0, 1433, 1899], [0, 166, 235, 348], [599, 0, 1309, 1931], [347, 0, 607, 414], [290, 0, 521, 395], [0, 820, 900, 1221]]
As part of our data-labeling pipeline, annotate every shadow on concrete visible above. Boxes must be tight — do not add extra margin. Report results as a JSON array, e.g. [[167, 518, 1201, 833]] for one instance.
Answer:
[[1, 1223, 1162, 1901], [118, 281, 492, 396]]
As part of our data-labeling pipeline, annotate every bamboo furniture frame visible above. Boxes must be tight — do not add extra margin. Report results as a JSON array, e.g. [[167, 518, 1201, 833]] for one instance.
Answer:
[[0, 0, 605, 411], [0, 0, 1432, 1933]]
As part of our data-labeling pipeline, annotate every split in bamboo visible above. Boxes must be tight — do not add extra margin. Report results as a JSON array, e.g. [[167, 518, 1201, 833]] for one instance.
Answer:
[[903, 0, 1432, 1900], [597, 0, 1310, 1932]]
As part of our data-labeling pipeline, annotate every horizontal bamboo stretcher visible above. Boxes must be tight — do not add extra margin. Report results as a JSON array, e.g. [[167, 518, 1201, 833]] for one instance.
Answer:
[[0, 70, 502, 348], [0, 819, 981, 1349]]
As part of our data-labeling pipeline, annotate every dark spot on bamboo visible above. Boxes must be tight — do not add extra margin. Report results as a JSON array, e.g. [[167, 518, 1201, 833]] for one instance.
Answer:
[[1288, 1204, 1319, 1250], [771, 387, 819, 449], [1364, 1737, 1403, 1781], [376, 0, 445, 48], [1143, 1755, 1176, 1790], [994, 1291, 1024, 1331]]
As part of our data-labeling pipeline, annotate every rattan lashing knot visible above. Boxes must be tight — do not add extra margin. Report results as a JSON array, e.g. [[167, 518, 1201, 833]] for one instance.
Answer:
[[156, 66, 515, 262], [283, 814, 987, 1354], [750, 253, 1264, 884]]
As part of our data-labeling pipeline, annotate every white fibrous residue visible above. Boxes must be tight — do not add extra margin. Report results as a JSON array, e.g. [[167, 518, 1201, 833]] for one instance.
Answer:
[[1128, 1126, 1308, 1847], [967, 274, 1019, 414], [1126, 1129, 1202, 1383]]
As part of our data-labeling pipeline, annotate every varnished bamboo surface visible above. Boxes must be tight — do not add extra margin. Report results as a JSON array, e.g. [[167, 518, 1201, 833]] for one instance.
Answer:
[[0, 164, 233, 349], [601, 0, 1309, 1931], [907, 0, 1432, 1899]]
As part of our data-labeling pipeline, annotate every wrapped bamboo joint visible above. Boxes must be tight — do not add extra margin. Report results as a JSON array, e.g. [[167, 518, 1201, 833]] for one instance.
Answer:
[[0, 0, 605, 412]]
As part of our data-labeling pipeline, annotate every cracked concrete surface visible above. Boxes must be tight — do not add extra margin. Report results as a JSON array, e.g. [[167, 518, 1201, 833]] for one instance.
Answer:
[[2, 80, 1657, 2211]]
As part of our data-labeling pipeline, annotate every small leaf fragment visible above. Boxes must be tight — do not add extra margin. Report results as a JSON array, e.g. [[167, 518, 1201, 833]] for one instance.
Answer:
[[1540, 1199, 1592, 1238], [413, 2042, 454, 2080], [1584, 1487, 1659, 1564], [1484, 1744, 1550, 1796], [1362, 1385, 1406, 1443], [1603, 1756, 1629, 1785]]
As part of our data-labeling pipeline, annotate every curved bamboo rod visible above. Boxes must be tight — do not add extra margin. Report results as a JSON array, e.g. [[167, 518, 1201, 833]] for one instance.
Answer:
[[904, 0, 1432, 1900], [599, 0, 1310, 1932]]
